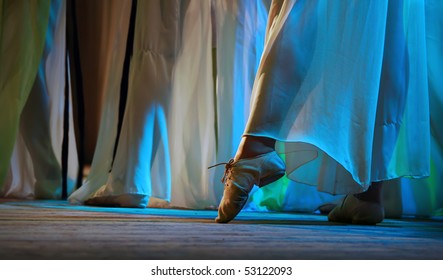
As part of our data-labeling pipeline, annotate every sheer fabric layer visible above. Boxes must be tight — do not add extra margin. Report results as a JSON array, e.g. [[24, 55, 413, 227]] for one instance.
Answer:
[[244, 0, 430, 194]]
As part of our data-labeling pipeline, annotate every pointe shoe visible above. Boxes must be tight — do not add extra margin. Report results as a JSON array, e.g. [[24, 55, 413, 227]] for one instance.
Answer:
[[212, 151, 286, 223], [328, 194, 385, 225]]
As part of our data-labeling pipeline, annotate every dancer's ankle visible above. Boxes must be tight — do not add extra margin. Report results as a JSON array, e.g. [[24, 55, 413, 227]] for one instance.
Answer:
[[235, 136, 276, 160], [354, 181, 383, 204]]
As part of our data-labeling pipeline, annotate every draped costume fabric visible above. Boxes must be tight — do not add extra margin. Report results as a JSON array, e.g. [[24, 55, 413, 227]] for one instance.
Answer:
[[1, 0, 440, 217], [68, 0, 219, 208], [70, 0, 440, 216], [0, 0, 50, 193], [245, 0, 430, 195], [245, 0, 443, 217], [380, 0, 443, 217], [68, 0, 279, 209], [0, 0, 78, 199]]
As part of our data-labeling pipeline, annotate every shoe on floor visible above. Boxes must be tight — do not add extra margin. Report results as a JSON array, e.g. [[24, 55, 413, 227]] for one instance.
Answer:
[[214, 151, 285, 223], [328, 194, 385, 225]]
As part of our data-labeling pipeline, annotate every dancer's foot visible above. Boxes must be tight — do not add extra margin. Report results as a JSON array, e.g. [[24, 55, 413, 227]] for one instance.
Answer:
[[328, 182, 384, 225], [234, 136, 276, 160], [214, 151, 285, 223], [85, 193, 148, 208]]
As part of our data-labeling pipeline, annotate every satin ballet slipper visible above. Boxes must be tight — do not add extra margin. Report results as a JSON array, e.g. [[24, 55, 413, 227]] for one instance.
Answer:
[[211, 151, 286, 223], [328, 194, 385, 225]]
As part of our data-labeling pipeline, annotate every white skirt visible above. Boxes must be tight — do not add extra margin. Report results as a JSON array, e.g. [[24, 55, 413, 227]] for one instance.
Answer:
[[244, 0, 430, 194]]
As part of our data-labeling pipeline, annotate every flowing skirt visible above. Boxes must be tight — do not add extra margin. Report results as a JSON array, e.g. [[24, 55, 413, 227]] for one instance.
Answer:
[[244, 0, 430, 194]]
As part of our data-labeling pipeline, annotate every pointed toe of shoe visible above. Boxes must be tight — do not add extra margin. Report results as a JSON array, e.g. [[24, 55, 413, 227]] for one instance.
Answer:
[[213, 151, 286, 223], [215, 185, 249, 223]]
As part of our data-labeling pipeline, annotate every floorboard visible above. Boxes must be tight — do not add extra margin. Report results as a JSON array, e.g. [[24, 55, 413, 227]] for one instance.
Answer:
[[1, 199, 442, 260]]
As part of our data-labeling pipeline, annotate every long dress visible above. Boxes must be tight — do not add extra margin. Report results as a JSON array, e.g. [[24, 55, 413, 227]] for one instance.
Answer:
[[0, 0, 78, 198], [0, 0, 50, 189], [69, 0, 218, 208], [244, 0, 430, 195]]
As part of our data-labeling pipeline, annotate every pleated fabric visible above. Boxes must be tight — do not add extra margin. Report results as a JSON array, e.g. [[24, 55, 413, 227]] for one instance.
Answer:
[[167, 0, 217, 208], [0, 0, 50, 189], [244, 0, 430, 194], [0, 0, 78, 198], [69, 0, 219, 208], [67, 0, 134, 205]]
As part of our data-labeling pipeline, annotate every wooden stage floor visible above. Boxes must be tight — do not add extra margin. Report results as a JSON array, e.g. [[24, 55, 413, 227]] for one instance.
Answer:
[[1, 199, 442, 260]]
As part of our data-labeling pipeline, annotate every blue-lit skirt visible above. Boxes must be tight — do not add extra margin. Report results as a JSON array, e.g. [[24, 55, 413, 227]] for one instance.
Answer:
[[244, 0, 430, 194]]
